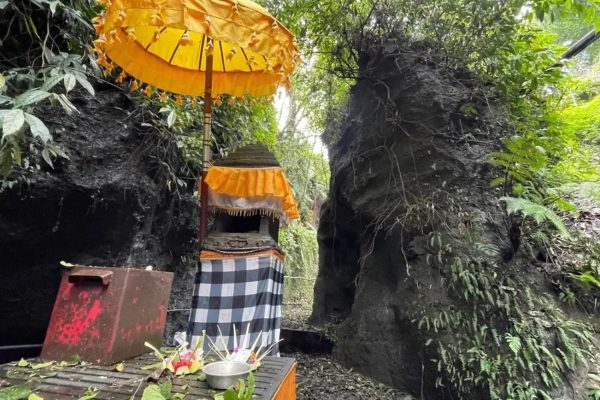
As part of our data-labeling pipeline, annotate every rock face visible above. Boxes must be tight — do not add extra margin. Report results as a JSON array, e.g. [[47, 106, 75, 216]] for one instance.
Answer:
[[311, 39, 597, 399], [0, 88, 198, 348]]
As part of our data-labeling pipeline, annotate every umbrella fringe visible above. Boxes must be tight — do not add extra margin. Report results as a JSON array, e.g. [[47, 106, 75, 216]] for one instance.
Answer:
[[208, 206, 282, 220]]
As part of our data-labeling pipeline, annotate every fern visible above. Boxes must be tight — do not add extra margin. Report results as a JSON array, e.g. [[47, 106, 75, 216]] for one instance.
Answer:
[[500, 197, 571, 238], [505, 333, 521, 355], [569, 272, 600, 288]]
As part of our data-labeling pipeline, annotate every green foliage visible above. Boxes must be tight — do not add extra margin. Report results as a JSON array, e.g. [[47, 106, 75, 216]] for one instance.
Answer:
[[487, 26, 600, 214], [0, 385, 32, 400], [280, 222, 319, 302], [505, 333, 521, 355], [264, 0, 600, 130], [417, 251, 596, 399], [249, 103, 278, 148], [500, 196, 570, 237], [261, 0, 363, 139], [545, 13, 600, 65], [213, 373, 255, 400], [274, 127, 328, 305], [266, 0, 600, 228], [78, 388, 99, 400], [150, 95, 278, 161], [0, 55, 95, 174], [275, 137, 329, 222], [558, 234, 600, 307], [0, 0, 98, 177], [590, 372, 600, 399], [118, 94, 280, 195], [141, 382, 184, 400]]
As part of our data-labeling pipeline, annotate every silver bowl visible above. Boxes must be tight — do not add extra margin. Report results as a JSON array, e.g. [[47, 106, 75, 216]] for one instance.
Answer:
[[202, 361, 252, 390]]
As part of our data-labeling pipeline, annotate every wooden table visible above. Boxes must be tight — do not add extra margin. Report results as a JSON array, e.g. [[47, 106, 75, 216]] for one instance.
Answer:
[[0, 354, 296, 399]]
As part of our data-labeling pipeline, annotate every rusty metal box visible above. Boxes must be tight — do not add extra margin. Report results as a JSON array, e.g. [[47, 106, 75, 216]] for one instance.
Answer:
[[41, 266, 173, 365]]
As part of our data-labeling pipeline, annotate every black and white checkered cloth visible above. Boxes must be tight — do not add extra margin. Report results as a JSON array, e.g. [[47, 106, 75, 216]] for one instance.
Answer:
[[188, 254, 284, 355]]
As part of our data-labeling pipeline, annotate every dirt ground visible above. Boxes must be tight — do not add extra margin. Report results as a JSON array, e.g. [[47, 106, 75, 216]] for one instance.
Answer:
[[282, 302, 314, 331], [281, 303, 415, 400], [282, 351, 416, 400]]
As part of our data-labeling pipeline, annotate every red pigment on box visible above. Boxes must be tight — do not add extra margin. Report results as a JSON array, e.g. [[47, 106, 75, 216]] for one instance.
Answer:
[[50, 299, 103, 345]]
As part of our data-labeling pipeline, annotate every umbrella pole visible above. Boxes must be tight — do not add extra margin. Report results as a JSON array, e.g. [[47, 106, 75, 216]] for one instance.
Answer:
[[199, 51, 214, 247]]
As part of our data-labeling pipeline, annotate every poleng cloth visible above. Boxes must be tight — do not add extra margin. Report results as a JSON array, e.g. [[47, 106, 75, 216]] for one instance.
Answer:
[[188, 253, 284, 355]]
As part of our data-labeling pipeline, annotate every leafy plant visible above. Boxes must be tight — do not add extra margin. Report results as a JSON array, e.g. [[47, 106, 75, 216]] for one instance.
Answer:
[[417, 252, 596, 399], [505, 333, 521, 355], [213, 373, 255, 400], [279, 222, 319, 303], [500, 196, 571, 237], [570, 271, 600, 288], [141, 382, 184, 400], [0, 0, 98, 176], [0, 385, 32, 400], [78, 388, 99, 400], [589, 373, 600, 400]]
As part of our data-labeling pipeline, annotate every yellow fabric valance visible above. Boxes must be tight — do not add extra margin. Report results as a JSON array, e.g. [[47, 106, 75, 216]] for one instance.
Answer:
[[204, 166, 299, 220]]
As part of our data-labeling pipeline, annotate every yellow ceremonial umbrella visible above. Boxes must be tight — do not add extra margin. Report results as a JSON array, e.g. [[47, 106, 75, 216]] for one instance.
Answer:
[[92, 0, 298, 243]]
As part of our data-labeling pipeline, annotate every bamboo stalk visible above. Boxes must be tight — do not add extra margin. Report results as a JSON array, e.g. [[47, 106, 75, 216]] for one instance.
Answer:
[[199, 48, 214, 247]]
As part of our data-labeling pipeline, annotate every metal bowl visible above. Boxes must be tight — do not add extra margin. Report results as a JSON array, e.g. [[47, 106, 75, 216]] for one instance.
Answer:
[[202, 361, 252, 390]]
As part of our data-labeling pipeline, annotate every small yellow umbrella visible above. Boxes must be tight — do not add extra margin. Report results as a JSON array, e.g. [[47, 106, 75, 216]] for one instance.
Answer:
[[93, 0, 298, 243]]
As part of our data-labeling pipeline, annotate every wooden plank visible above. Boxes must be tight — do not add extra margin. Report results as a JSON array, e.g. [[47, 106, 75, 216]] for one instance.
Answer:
[[0, 355, 295, 399], [257, 358, 295, 400], [0, 371, 136, 399]]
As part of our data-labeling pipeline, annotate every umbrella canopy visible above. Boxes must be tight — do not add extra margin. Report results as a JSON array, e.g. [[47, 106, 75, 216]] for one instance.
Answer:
[[94, 0, 299, 98]]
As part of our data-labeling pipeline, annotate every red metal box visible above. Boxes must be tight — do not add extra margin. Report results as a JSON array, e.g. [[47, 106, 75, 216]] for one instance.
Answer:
[[41, 267, 173, 365]]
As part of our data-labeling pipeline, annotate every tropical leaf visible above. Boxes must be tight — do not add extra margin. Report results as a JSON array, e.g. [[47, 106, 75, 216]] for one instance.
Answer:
[[74, 73, 95, 96], [167, 110, 176, 128], [41, 148, 53, 168], [42, 74, 65, 91], [64, 73, 76, 92], [2, 109, 25, 138], [13, 90, 51, 108], [139, 384, 167, 400], [158, 382, 171, 399], [53, 94, 78, 114], [24, 113, 51, 143]]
